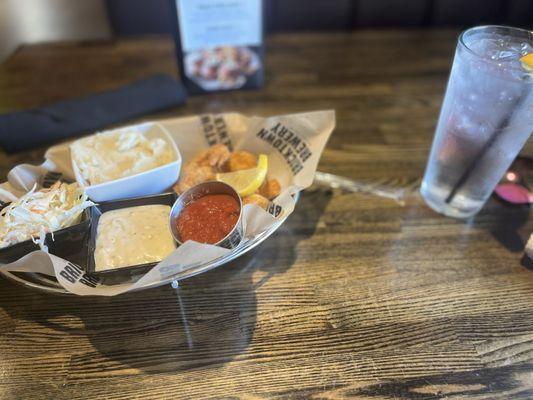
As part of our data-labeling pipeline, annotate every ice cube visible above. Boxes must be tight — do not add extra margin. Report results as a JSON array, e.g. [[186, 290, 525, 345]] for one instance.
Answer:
[[495, 50, 517, 60], [520, 42, 533, 56]]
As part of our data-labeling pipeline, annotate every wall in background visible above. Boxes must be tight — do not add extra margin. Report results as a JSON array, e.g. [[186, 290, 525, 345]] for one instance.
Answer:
[[106, 0, 172, 35], [105, 0, 533, 36], [0, 0, 111, 62], [0, 0, 21, 61], [1, 0, 532, 62]]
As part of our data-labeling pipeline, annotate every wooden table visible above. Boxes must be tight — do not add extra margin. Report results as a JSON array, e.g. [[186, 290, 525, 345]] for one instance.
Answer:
[[0, 31, 532, 399]]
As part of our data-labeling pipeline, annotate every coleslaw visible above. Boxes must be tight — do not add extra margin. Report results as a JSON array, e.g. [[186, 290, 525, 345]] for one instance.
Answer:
[[0, 182, 94, 251]]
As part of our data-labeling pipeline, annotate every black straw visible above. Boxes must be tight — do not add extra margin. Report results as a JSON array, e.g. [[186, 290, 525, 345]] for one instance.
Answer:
[[445, 90, 528, 204]]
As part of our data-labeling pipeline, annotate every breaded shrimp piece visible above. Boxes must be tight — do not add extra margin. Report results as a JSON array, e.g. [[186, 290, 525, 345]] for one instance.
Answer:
[[257, 178, 281, 200], [227, 151, 257, 172], [243, 194, 269, 210], [174, 144, 230, 194], [205, 143, 231, 169], [174, 165, 215, 194], [192, 143, 231, 170]]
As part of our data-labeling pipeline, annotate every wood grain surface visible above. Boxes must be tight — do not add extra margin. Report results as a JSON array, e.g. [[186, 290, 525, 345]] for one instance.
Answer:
[[0, 31, 532, 400]]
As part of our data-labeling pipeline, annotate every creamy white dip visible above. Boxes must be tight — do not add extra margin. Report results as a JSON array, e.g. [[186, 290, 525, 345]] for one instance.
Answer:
[[94, 205, 176, 271], [71, 130, 174, 185]]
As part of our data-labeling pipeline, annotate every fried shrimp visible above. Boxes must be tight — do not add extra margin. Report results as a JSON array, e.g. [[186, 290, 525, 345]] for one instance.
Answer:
[[175, 165, 215, 194], [174, 145, 282, 202], [242, 194, 269, 210], [193, 143, 231, 169], [174, 144, 231, 194], [227, 151, 257, 172], [257, 179, 281, 200]]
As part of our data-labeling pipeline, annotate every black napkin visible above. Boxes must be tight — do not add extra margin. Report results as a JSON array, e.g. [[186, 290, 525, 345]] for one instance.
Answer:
[[0, 74, 187, 153]]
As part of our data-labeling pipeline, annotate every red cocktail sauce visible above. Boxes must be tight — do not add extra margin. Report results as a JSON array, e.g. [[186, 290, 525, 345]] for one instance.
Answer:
[[176, 194, 240, 244]]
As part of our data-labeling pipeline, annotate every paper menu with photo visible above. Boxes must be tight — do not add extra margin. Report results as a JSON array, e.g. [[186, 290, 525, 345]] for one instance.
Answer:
[[171, 0, 265, 94], [0, 110, 335, 296]]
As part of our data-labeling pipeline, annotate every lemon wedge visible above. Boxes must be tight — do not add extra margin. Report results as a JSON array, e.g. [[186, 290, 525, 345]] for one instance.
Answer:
[[216, 154, 268, 197], [520, 53, 533, 72]]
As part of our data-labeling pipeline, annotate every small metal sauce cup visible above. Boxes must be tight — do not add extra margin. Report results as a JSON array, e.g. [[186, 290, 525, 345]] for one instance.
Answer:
[[169, 181, 243, 249]]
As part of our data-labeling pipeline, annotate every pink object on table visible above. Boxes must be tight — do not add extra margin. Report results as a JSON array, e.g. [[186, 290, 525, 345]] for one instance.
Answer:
[[494, 183, 533, 205]]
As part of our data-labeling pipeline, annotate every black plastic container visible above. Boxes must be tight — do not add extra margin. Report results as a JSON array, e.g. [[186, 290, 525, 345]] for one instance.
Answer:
[[86, 192, 178, 275], [0, 205, 92, 266]]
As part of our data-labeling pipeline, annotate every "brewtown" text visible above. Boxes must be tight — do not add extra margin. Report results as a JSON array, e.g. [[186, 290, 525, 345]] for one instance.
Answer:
[[256, 122, 312, 175]]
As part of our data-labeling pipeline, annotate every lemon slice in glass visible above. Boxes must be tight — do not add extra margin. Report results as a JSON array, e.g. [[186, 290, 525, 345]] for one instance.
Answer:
[[520, 53, 533, 72], [216, 154, 268, 197]]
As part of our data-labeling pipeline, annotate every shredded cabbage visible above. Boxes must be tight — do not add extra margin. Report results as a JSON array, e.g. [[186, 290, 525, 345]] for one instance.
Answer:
[[0, 182, 94, 251]]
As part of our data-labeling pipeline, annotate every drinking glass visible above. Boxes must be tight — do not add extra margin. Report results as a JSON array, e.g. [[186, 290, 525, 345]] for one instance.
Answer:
[[421, 26, 533, 218]]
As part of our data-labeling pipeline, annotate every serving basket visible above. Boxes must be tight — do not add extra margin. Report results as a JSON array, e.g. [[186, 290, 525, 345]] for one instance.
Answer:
[[0, 207, 292, 295], [0, 110, 336, 296]]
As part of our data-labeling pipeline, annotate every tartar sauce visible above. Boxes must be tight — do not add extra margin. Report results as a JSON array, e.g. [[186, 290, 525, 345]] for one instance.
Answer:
[[95, 205, 175, 271]]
